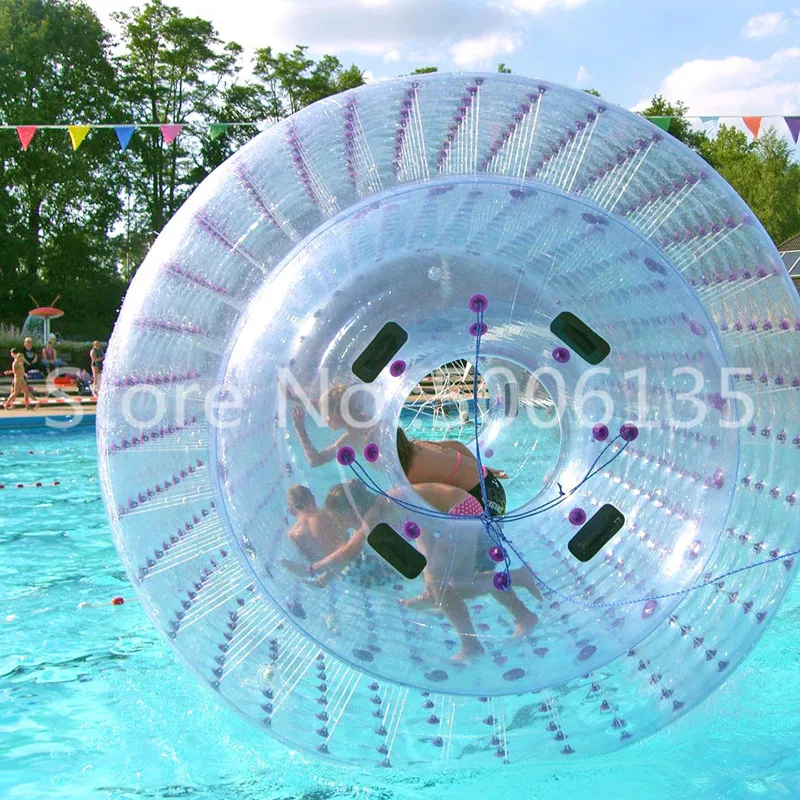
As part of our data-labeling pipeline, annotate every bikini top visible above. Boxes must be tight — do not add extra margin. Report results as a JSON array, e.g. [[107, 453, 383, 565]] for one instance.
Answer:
[[446, 450, 487, 484]]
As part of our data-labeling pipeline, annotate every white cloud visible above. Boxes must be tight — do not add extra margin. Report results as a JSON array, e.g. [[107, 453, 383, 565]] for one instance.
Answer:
[[449, 33, 521, 68], [253, 0, 521, 62], [742, 11, 789, 38], [641, 48, 800, 116], [88, 0, 592, 68], [508, 0, 589, 10], [575, 64, 591, 85]]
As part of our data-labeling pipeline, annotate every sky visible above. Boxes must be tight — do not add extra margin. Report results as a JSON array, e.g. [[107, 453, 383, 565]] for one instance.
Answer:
[[85, 0, 800, 121]]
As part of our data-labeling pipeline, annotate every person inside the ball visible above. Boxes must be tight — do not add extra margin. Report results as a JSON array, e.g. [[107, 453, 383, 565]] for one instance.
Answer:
[[290, 480, 541, 661], [291, 384, 378, 467], [396, 427, 508, 516], [286, 484, 349, 564]]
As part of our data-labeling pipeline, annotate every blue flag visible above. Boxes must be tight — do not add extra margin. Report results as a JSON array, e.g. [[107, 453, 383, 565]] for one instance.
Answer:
[[114, 125, 136, 151]]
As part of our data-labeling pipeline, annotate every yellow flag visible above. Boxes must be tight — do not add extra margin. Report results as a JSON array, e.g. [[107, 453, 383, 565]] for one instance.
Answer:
[[67, 125, 91, 151]]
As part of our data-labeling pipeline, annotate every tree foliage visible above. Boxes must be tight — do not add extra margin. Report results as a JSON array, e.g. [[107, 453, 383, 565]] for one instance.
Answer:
[[0, 0, 125, 336], [638, 93, 800, 243], [0, 0, 368, 336], [1, 0, 798, 338], [701, 125, 800, 244], [638, 94, 708, 153], [112, 0, 241, 241]]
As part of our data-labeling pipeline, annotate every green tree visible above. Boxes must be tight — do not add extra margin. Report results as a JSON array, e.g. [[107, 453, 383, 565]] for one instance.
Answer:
[[189, 82, 264, 186], [251, 45, 364, 119], [583, 88, 601, 97], [639, 94, 709, 153], [194, 46, 365, 180], [112, 0, 242, 242], [0, 0, 124, 334], [410, 66, 438, 74], [702, 124, 800, 244], [497, 62, 512, 74]]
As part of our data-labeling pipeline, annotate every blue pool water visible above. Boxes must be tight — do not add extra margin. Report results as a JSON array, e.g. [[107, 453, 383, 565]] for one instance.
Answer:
[[2, 422, 800, 799]]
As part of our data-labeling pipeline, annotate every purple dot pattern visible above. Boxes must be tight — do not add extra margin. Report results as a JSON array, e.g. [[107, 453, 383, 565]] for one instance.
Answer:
[[469, 294, 488, 312], [493, 572, 511, 592], [553, 347, 570, 363], [569, 508, 587, 526], [592, 424, 610, 442], [404, 521, 421, 540], [336, 447, 356, 466], [469, 321, 488, 337], [620, 424, 639, 442]]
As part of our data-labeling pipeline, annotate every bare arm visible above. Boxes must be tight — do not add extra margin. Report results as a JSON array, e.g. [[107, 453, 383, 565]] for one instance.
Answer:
[[310, 527, 368, 574], [292, 406, 347, 467], [310, 496, 387, 573]]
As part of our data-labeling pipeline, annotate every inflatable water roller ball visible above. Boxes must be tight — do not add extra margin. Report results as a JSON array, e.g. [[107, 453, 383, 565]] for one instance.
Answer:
[[98, 73, 800, 767]]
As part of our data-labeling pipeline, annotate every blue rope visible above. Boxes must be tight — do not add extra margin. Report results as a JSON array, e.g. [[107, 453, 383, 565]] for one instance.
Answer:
[[502, 535, 799, 611], [468, 307, 515, 577], [341, 301, 796, 611]]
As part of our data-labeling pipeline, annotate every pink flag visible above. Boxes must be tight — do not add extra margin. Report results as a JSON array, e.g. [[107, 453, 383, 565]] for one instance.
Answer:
[[786, 117, 800, 145], [160, 124, 183, 144], [16, 125, 38, 150], [742, 116, 762, 139]]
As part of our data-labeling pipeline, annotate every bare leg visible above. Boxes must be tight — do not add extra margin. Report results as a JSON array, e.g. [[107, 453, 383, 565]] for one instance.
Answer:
[[509, 568, 544, 603], [23, 384, 39, 408], [417, 574, 484, 660], [437, 583, 484, 660], [469, 572, 539, 637], [493, 589, 539, 637], [455, 570, 543, 603], [400, 589, 437, 611], [4, 384, 20, 410]]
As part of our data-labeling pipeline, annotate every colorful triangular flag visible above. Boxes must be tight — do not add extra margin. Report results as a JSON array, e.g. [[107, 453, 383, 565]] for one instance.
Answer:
[[67, 125, 91, 151], [742, 116, 762, 138], [785, 117, 800, 145], [114, 125, 136, 151], [16, 125, 37, 150], [699, 116, 719, 126], [160, 124, 183, 144], [648, 116, 672, 132], [209, 123, 230, 141]]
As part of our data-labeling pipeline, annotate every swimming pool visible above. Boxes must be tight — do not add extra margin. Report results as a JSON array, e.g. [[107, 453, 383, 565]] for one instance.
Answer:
[[2, 422, 800, 799]]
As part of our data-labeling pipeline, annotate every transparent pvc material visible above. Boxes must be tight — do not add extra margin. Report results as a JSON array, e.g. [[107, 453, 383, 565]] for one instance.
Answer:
[[98, 74, 800, 766]]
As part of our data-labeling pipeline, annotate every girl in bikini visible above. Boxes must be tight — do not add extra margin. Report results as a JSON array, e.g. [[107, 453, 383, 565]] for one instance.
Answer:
[[396, 427, 508, 517], [3, 351, 40, 410]]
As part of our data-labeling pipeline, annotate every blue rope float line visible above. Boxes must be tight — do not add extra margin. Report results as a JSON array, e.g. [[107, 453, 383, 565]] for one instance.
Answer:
[[344, 301, 797, 611]]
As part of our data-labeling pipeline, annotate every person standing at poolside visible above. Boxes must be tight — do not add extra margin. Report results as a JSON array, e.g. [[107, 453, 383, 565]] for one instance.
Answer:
[[90, 341, 104, 396], [21, 337, 42, 376]]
